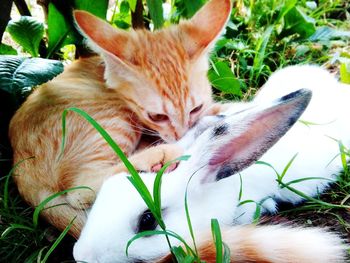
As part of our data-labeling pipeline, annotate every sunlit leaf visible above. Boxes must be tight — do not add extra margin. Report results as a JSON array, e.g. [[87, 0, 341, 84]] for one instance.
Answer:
[[7, 16, 44, 57]]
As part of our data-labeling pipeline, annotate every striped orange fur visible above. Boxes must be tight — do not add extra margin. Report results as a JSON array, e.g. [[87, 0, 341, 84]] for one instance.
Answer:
[[9, 0, 232, 237]]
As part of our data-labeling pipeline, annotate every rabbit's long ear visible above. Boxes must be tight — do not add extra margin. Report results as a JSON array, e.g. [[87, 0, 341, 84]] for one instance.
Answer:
[[199, 89, 312, 184]]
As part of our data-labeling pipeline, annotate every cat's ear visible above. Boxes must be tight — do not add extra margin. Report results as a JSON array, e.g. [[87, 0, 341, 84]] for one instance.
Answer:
[[74, 11, 138, 87], [180, 0, 232, 58], [188, 89, 312, 184]]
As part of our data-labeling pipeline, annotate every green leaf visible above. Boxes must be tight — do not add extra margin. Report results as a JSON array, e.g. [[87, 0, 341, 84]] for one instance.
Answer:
[[0, 55, 64, 95], [309, 26, 350, 42], [47, 0, 108, 57], [283, 7, 316, 39], [184, 0, 204, 18], [276, 0, 297, 24], [74, 0, 109, 19], [7, 16, 44, 57], [146, 0, 164, 29], [0, 43, 17, 55], [208, 61, 241, 96], [47, 3, 77, 57], [340, 63, 350, 84], [128, 0, 137, 12]]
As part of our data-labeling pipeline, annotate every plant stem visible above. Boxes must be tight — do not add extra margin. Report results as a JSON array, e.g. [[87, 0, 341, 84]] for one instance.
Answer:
[[131, 0, 145, 29], [14, 0, 31, 16], [0, 0, 13, 42]]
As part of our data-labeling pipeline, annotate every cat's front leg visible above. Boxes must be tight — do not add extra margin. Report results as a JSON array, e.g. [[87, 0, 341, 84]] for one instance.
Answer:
[[115, 144, 184, 173]]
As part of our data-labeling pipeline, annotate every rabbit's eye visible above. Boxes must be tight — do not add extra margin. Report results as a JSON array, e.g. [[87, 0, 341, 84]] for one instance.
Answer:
[[136, 210, 158, 233]]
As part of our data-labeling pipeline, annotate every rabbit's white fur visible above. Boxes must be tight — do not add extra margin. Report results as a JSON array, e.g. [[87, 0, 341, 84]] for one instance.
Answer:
[[74, 65, 350, 262]]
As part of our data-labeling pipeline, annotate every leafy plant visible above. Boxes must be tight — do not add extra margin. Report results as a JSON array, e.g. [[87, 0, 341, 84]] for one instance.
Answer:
[[7, 16, 44, 57], [0, 55, 63, 107]]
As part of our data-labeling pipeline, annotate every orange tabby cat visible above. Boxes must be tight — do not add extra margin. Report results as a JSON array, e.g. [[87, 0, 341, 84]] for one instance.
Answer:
[[9, 0, 232, 238]]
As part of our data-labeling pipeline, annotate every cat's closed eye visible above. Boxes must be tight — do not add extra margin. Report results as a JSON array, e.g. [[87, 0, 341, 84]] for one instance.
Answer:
[[190, 104, 203, 115], [148, 113, 169, 123]]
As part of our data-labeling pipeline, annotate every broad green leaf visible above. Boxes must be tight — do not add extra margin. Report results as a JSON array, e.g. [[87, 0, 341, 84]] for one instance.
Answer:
[[120, 1, 130, 14], [128, 0, 137, 12], [146, 0, 164, 29], [74, 0, 109, 19], [0, 43, 17, 55], [283, 7, 316, 39], [340, 63, 350, 84], [184, 0, 204, 18], [7, 16, 44, 57], [309, 26, 350, 42], [47, 0, 108, 57], [47, 3, 77, 57], [276, 0, 297, 24], [0, 56, 63, 95], [208, 61, 241, 96]]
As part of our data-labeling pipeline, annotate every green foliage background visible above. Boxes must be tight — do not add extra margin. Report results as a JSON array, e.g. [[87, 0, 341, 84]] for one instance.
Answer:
[[0, 0, 349, 262]]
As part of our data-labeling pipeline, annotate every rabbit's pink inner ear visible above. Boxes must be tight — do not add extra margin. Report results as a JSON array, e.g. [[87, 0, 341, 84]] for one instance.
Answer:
[[208, 100, 303, 175], [208, 111, 274, 167]]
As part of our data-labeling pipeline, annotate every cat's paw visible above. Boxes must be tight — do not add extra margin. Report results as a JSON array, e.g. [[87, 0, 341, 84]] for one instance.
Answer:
[[128, 144, 184, 173]]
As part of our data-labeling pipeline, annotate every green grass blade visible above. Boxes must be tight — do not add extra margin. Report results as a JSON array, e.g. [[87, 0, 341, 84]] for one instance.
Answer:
[[153, 155, 190, 225], [127, 177, 158, 223], [250, 25, 274, 82], [238, 173, 243, 201], [126, 229, 195, 257], [223, 242, 231, 263], [171, 246, 187, 262], [61, 107, 155, 215], [32, 186, 91, 227], [3, 158, 34, 211], [40, 216, 76, 263], [211, 219, 223, 263], [283, 176, 334, 187], [1, 224, 34, 238], [278, 180, 350, 209], [338, 141, 349, 174], [255, 161, 279, 177], [279, 153, 298, 181]]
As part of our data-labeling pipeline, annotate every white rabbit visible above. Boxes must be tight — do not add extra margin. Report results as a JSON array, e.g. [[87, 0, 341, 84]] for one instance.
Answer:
[[73, 65, 349, 262]]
